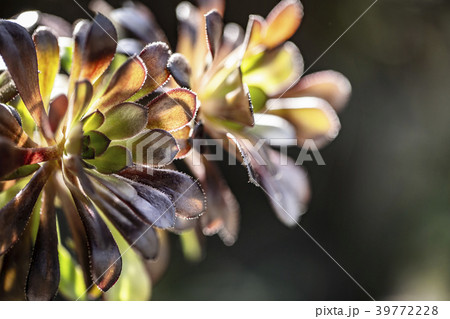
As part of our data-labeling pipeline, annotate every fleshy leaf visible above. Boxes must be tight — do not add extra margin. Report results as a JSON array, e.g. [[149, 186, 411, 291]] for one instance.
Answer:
[[242, 41, 303, 96], [282, 70, 352, 112], [128, 43, 171, 102], [117, 129, 179, 166], [87, 177, 159, 260], [247, 85, 267, 112], [189, 153, 239, 245], [197, 0, 225, 15], [179, 228, 203, 262], [70, 80, 94, 126], [267, 96, 341, 147], [250, 113, 297, 141], [81, 147, 95, 160], [171, 125, 193, 159], [26, 182, 59, 301], [146, 88, 197, 131], [0, 71, 17, 103], [205, 10, 223, 58], [87, 171, 176, 229], [82, 110, 104, 132], [109, 3, 168, 44], [120, 165, 205, 219], [55, 179, 92, 291], [0, 20, 52, 141], [201, 66, 254, 127], [0, 138, 59, 179], [85, 145, 132, 174], [0, 214, 35, 300], [0, 103, 37, 148], [92, 56, 147, 111], [176, 1, 199, 65], [68, 20, 90, 93], [263, 0, 303, 49], [167, 53, 191, 89], [48, 94, 68, 133], [97, 102, 148, 140], [245, 15, 264, 51], [64, 174, 122, 292], [1, 164, 40, 181], [104, 226, 152, 301], [129, 182, 176, 228], [256, 148, 310, 226], [85, 131, 110, 156], [229, 133, 310, 225], [216, 23, 245, 63], [79, 14, 117, 84], [57, 244, 87, 301], [0, 164, 52, 255], [33, 27, 59, 110]]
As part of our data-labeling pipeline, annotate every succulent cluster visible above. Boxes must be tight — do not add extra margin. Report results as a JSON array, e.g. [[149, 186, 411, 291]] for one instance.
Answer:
[[0, 0, 350, 300]]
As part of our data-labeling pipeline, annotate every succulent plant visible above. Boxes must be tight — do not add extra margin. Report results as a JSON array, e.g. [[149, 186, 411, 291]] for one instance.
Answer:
[[94, 0, 351, 246], [0, 0, 352, 300], [0, 13, 205, 300]]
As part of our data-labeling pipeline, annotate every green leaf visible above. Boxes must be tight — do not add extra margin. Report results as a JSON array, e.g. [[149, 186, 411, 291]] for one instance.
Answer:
[[248, 85, 267, 112], [0, 176, 30, 208], [1, 164, 40, 181], [58, 244, 87, 301], [103, 225, 151, 301], [59, 37, 73, 74], [15, 98, 36, 139], [180, 229, 203, 263], [98, 102, 148, 140], [82, 110, 104, 132], [242, 42, 303, 96], [81, 147, 95, 160], [84, 131, 110, 157], [85, 145, 132, 174]]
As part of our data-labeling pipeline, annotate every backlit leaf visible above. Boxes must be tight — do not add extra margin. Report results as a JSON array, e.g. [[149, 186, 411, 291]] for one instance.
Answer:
[[98, 102, 148, 140], [85, 145, 132, 174]]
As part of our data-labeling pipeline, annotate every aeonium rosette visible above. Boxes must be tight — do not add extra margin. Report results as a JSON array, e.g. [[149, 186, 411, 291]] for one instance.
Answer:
[[93, 0, 351, 248], [0, 13, 205, 300]]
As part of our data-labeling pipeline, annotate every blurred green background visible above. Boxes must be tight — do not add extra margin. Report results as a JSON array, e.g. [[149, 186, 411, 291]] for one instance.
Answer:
[[3, 0, 450, 300]]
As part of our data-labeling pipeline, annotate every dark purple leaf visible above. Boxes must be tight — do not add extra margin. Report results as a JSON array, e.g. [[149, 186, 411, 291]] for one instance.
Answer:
[[127, 129, 179, 167], [167, 53, 191, 89], [26, 182, 60, 301], [0, 137, 59, 179], [0, 216, 34, 300], [86, 177, 159, 260], [0, 71, 18, 103], [205, 10, 223, 58], [64, 170, 122, 292], [110, 4, 168, 44], [55, 182, 92, 289], [79, 14, 117, 84], [0, 20, 53, 141], [120, 165, 206, 219], [195, 153, 239, 245], [88, 171, 176, 229], [0, 163, 52, 255], [0, 103, 37, 148]]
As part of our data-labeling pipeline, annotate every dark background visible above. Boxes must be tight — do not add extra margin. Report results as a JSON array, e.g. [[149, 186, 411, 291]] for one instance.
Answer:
[[3, 0, 450, 300]]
